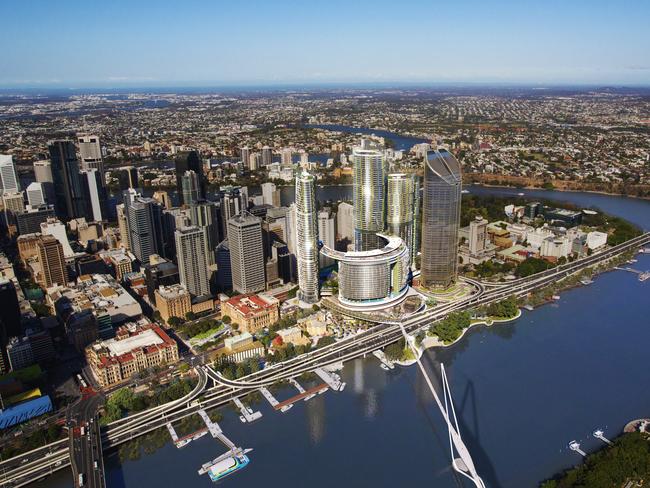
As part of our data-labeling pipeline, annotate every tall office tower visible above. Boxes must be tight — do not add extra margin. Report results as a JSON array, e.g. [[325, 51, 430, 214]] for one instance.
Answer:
[[189, 200, 221, 261], [246, 153, 258, 172], [16, 205, 55, 236], [2, 192, 25, 230], [468, 216, 488, 255], [412, 176, 422, 263], [281, 148, 293, 166], [220, 187, 246, 238], [336, 202, 354, 244], [77, 135, 104, 174], [215, 240, 232, 292], [299, 151, 309, 167], [240, 147, 250, 166], [261, 146, 272, 167], [116, 204, 129, 249], [48, 140, 85, 220], [175, 151, 205, 204], [26, 182, 46, 206], [0, 155, 20, 194], [286, 204, 297, 255], [80, 169, 107, 221], [175, 226, 211, 297], [318, 207, 336, 268], [420, 149, 462, 289], [228, 212, 265, 294], [386, 173, 416, 264], [124, 190, 164, 265], [36, 235, 68, 288], [181, 170, 200, 206], [295, 171, 319, 303], [34, 160, 53, 183], [261, 182, 280, 207], [352, 140, 385, 251]]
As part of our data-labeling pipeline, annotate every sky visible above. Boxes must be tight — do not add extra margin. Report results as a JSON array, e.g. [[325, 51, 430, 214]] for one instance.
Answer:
[[1, 0, 649, 87]]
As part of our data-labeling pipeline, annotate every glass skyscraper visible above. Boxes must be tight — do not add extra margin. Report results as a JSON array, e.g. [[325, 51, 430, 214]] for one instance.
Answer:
[[295, 170, 319, 304], [386, 173, 417, 265], [420, 149, 462, 289], [352, 141, 385, 251]]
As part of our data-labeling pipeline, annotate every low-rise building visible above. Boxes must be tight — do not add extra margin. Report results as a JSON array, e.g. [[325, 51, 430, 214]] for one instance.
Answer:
[[222, 293, 279, 334], [214, 332, 264, 364], [586, 231, 608, 250], [86, 321, 179, 387]]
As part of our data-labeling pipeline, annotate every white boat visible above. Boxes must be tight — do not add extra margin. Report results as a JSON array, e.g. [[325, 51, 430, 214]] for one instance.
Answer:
[[280, 404, 293, 413], [461, 189, 470, 194], [517, 192, 525, 196], [238, 415, 246, 423]]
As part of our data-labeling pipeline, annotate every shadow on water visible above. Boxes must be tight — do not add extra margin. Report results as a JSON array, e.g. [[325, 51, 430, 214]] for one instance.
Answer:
[[418, 349, 501, 488]]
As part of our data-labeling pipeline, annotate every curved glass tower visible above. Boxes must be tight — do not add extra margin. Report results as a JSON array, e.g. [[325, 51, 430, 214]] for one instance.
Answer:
[[386, 173, 416, 264], [421, 149, 462, 289], [295, 170, 319, 303], [352, 142, 385, 251]]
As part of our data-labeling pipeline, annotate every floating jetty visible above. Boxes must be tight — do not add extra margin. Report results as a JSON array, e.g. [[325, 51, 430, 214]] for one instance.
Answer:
[[614, 266, 650, 282], [289, 378, 317, 400], [260, 386, 292, 413], [315, 368, 346, 391], [372, 350, 395, 370], [273, 383, 328, 412], [593, 429, 613, 445], [233, 397, 262, 422], [568, 440, 586, 457], [166, 422, 209, 448]]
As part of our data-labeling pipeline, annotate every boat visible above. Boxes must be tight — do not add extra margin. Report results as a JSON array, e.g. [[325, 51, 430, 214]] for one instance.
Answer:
[[552, 295, 561, 300], [208, 454, 250, 482], [523, 304, 534, 311], [517, 192, 525, 196], [238, 415, 247, 423], [176, 438, 192, 448], [280, 404, 293, 413], [639, 272, 650, 282], [380, 364, 390, 371], [461, 189, 470, 194], [580, 278, 594, 285]]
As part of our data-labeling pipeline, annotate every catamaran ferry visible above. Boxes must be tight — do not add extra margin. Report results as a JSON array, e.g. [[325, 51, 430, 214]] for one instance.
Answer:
[[208, 454, 249, 482]]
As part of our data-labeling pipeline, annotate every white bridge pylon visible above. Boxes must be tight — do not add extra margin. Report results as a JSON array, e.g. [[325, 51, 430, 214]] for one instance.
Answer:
[[398, 325, 486, 488]]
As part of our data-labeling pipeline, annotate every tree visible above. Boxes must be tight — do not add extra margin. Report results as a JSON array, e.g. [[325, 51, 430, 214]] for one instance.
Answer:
[[221, 315, 231, 324], [185, 311, 197, 321], [167, 316, 184, 328], [178, 363, 190, 374]]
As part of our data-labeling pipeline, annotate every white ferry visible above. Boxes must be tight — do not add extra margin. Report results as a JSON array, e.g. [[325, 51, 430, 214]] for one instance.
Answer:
[[208, 454, 249, 482]]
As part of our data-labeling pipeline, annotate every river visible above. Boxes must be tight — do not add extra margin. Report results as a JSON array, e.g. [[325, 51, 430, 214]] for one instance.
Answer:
[[42, 126, 650, 488]]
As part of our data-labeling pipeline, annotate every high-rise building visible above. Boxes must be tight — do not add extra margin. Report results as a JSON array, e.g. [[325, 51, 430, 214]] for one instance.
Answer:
[[33, 160, 56, 206], [116, 204, 129, 249], [386, 173, 416, 264], [318, 207, 336, 268], [2, 192, 25, 229], [352, 140, 385, 251], [33, 160, 53, 183], [16, 205, 55, 236], [261, 146, 272, 167], [175, 151, 205, 204], [215, 240, 232, 292], [189, 200, 221, 261], [124, 189, 164, 265], [281, 148, 293, 166], [246, 153, 258, 172], [80, 169, 107, 221], [0, 155, 20, 194], [228, 212, 265, 294], [0, 280, 21, 338], [420, 149, 462, 289], [77, 135, 104, 174], [240, 147, 250, 167], [26, 182, 46, 206], [181, 170, 200, 206], [220, 187, 246, 238], [36, 235, 68, 288], [261, 182, 280, 207], [336, 202, 354, 244], [295, 171, 319, 303], [469, 216, 488, 255], [175, 226, 211, 297], [48, 140, 85, 220]]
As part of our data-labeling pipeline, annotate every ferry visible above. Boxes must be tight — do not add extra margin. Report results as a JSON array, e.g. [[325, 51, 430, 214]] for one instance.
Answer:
[[208, 454, 249, 482], [639, 272, 650, 282], [517, 192, 525, 196]]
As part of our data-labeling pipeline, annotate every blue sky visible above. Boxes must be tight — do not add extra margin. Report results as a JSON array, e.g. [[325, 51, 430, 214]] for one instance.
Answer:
[[1, 0, 649, 87]]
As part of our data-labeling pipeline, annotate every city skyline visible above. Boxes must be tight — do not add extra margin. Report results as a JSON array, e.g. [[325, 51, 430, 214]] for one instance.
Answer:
[[1, 0, 650, 87]]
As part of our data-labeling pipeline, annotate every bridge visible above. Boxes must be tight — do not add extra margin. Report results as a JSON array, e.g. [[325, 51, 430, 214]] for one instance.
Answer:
[[1, 232, 648, 487]]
